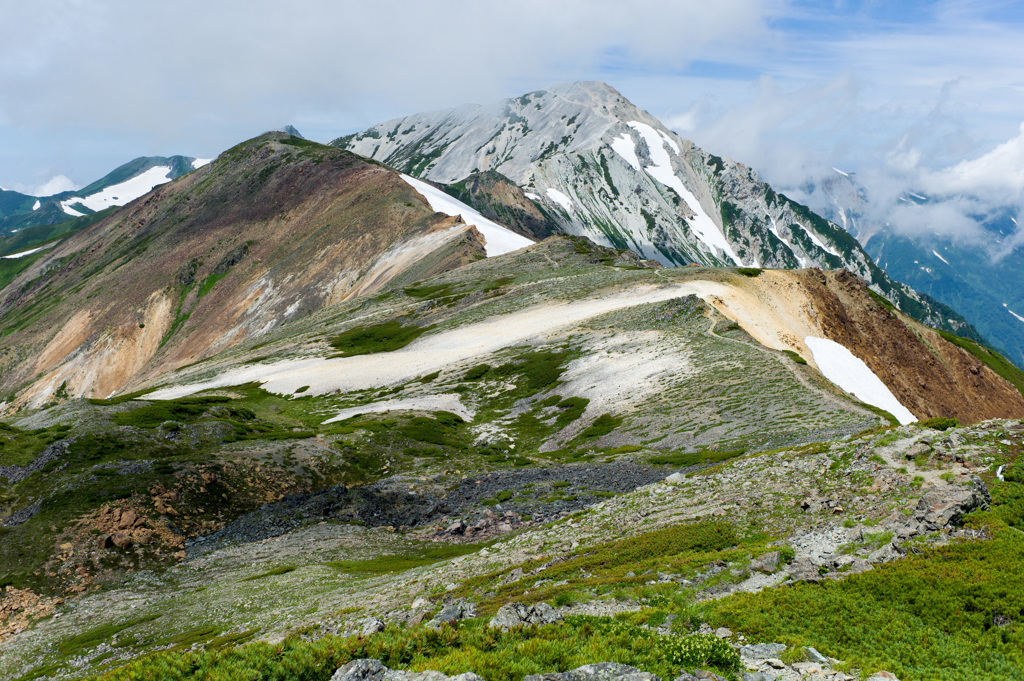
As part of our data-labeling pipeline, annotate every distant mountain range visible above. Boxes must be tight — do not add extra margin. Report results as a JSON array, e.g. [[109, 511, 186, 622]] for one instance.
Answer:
[[0, 155, 208, 236], [795, 169, 1024, 368]]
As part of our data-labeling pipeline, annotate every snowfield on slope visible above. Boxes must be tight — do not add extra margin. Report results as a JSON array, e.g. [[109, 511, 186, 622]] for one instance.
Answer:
[[1, 243, 57, 259], [402, 175, 534, 257], [322, 394, 473, 424], [626, 121, 743, 266], [60, 165, 174, 215], [805, 336, 917, 425]]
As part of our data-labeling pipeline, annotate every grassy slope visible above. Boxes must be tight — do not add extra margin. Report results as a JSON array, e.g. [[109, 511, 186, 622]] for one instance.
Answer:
[[7, 239, 1023, 680]]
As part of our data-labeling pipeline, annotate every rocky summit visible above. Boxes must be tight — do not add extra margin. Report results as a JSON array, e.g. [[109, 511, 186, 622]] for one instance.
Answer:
[[1, 85, 1024, 681]]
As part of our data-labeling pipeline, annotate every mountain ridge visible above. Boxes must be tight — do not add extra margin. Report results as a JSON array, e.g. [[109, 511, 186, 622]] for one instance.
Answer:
[[332, 81, 985, 346], [0, 155, 207, 236]]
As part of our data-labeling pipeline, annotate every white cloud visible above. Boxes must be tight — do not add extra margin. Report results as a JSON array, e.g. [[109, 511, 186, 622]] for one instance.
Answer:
[[0, 1, 775, 138], [32, 174, 79, 196], [11, 174, 79, 196], [922, 122, 1024, 200]]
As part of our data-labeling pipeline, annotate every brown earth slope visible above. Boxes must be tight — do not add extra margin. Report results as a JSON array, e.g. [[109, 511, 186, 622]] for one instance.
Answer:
[[804, 268, 1024, 422], [698, 267, 1024, 423], [0, 133, 485, 408]]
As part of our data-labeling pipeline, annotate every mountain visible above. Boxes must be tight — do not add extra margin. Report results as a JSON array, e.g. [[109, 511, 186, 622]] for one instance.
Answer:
[[0, 155, 208, 236], [0, 133, 504, 409], [4, 113, 1024, 679], [800, 169, 1024, 368], [331, 82, 982, 344], [3, 232, 1024, 679]]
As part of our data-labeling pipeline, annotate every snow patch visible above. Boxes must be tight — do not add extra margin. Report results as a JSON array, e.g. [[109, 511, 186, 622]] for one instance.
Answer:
[[799, 224, 840, 257], [610, 133, 642, 172], [1, 242, 56, 259], [628, 121, 742, 266], [805, 336, 917, 425], [32, 200, 40, 211], [1008, 308, 1024, 324], [657, 129, 680, 154], [60, 165, 173, 214], [832, 167, 850, 177], [932, 249, 950, 265], [401, 175, 533, 257], [323, 394, 473, 424], [192, 158, 212, 169], [524, 192, 540, 201], [546, 188, 574, 212]]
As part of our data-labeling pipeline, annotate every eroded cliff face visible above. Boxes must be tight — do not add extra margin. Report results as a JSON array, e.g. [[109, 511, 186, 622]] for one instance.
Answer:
[[697, 268, 1024, 423], [0, 134, 486, 408], [801, 269, 1024, 423]]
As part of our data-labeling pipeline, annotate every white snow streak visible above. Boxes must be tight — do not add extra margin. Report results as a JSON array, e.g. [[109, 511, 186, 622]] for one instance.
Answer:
[[61, 203, 85, 217], [524, 192, 540, 201], [832, 167, 850, 177], [323, 394, 473, 424], [1, 243, 56, 259], [610, 134, 642, 172], [805, 336, 917, 425], [32, 200, 40, 211], [932, 249, 950, 265], [401, 175, 534, 257], [546, 188, 575, 213], [800, 225, 840, 257], [60, 165, 173, 215], [192, 158, 212, 169], [627, 121, 742, 266], [1008, 308, 1024, 324], [657, 129, 680, 154]]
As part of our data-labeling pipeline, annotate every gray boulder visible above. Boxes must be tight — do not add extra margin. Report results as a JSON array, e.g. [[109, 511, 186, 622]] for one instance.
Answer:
[[488, 602, 562, 631], [739, 643, 786, 661], [330, 660, 485, 681], [361, 617, 386, 637], [785, 558, 821, 583], [427, 600, 477, 629], [748, 551, 781, 574], [332, 659, 387, 681], [524, 662, 660, 681]]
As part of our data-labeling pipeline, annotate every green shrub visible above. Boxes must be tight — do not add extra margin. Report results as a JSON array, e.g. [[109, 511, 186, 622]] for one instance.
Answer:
[[737, 267, 762, 277], [464, 364, 491, 381], [329, 320, 429, 356], [707, 523, 1024, 680], [111, 396, 231, 427], [555, 397, 589, 427], [782, 349, 807, 365], [494, 350, 574, 393], [917, 417, 958, 431], [85, 615, 739, 681], [245, 565, 297, 580], [648, 449, 745, 467], [580, 414, 621, 439]]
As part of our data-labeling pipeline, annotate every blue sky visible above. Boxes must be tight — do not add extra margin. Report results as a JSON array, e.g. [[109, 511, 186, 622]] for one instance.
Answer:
[[3, 0, 1024, 236]]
